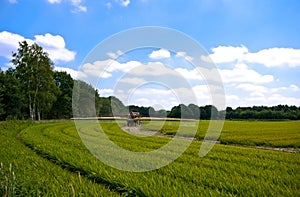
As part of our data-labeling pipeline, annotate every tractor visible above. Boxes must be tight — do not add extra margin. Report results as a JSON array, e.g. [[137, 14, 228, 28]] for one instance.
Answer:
[[127, 110, 141, 127]]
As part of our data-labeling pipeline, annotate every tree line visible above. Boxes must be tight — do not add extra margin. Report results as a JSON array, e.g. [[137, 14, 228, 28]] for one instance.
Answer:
[[1, 41, 300, 120]]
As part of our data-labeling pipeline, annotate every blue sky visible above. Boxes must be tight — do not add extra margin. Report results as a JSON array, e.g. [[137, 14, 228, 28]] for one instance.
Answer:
[[1, 0, 300, 109]]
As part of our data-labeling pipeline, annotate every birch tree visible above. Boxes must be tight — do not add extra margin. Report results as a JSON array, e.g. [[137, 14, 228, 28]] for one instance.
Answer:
[[12, 41, 60, 120]]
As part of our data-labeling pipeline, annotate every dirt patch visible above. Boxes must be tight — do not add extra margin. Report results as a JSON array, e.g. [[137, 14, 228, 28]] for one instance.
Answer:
[[225, 143, 300, 153]]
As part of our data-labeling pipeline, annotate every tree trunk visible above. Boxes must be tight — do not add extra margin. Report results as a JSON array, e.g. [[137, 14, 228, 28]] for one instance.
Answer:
[[29, 95, 34, 120], [37, 109, 41, 121]]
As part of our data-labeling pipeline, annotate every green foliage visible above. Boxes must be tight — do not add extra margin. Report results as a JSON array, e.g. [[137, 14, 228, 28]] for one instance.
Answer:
[[98, 96, 127, 117], [12, 41, 60, 120], [0, 72, 4, 118], [48, 71, 74, 119], [227, 105, 300, 120], [72, 80, 100, 117], [0, 69, 26, 120]]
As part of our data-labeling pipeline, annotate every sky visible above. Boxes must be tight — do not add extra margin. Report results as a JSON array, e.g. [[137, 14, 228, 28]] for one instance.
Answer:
[[0, 0, 300, 110]]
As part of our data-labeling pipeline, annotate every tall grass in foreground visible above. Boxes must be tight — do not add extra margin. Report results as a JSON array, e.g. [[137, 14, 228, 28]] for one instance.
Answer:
[[0, 163, 16, 197], [19, 121, 300, 196], [0, 121, 121, 196]]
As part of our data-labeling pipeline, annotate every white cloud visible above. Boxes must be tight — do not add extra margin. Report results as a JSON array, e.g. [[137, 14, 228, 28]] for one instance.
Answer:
[[47, 0, 87, 13], [203, 45, 300, 67], [34, 33, 76, 62], [202, 45, 248, 64], [79, 59, 142, 79], [236, 83, 268, 94], [236, 83, 299, 96], [98, 88, 114, 97], [149, 48, 171, 59], [175, 68, 202, 80], [70, 0, 87, 13], [220, 63, 274, 84], [79, 60, 184, 81], [107, 50, 123, 59], [46, 48, 76, 62], [118, 77, 146, 85], [80, 60, 112, 78], [244, 48, 300, 67], [174, 67, 223, 82], [54, 66, 79, 79], [107, 60, 141, 73], [116, 0, 130, 7], [35, 33, 66, 49], [244, 94, 300, 107], [290, 84, 299, 92], [0, 31, 33, 58], [176, 51, 194, 61], [0, 31, 75, 63], [129, 62, 178, 77], [118, 84, 225, 110], [124, 87, 181, 110], [225, 83, 300, 108], [47, 0, 61, 3]]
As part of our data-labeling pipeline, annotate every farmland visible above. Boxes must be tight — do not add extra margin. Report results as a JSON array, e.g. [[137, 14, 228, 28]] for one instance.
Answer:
[[1, 120, 300, 196]]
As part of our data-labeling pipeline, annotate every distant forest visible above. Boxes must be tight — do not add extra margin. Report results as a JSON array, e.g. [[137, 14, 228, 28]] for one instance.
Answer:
[[1, 41, 300, 121]]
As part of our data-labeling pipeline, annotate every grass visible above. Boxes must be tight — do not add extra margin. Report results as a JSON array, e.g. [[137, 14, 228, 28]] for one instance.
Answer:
[[14, 120, 300, 196], [0, 121, 121, 196], [141, 120, 300, 148]]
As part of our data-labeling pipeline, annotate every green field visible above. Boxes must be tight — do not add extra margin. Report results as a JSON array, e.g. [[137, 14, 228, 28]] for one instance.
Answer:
[[142, 120, 300, 148], [1, 120, 299, 196]]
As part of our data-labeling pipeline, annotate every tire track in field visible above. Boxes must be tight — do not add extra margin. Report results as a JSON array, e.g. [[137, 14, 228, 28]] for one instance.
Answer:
[[17, 126, 146, 197]]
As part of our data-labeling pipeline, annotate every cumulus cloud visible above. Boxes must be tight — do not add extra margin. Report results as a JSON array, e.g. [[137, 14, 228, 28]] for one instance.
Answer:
[[220, 63, 274, 84], [0, 31, 76, 63], [34, 33, 76, 62], [244, 48, 300, 67], [79, 59, 142, 79], [223, 82, 300, 108], [98, 88, 114, 97], [176, 51, 194, 61], [149, 48, 171, 59], [236, 83, 299, 95], [174, 67, 223, 82], [203, 45, 300, 67], [175, 68, 202, 80], [202, 45, 248, 64], [175, 64, 273, 85], [54, 66, 79, 79], [0, 31, 33, 58]]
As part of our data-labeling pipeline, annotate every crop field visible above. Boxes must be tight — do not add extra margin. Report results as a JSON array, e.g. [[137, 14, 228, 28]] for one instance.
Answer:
[[142, 120, 300, 148], [0, 120, 300, 196]]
